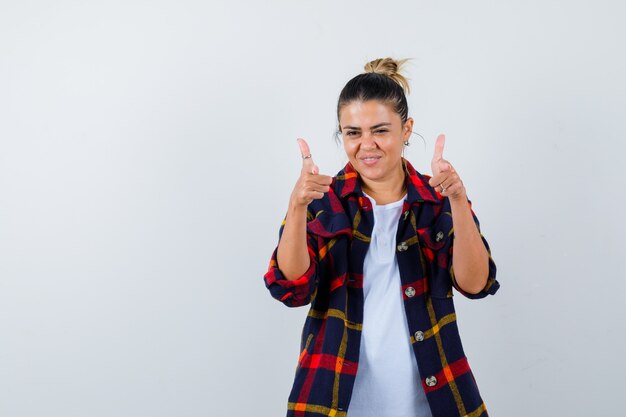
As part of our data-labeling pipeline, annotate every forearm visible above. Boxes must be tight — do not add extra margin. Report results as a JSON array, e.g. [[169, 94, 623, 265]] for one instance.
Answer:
[[449, 197, 489, 294], [276, 203, 312, 281]]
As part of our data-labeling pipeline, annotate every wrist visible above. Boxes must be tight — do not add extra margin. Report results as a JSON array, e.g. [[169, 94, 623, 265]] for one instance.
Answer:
[[449, 189, 468, 205], [288, 200, 309, 216]]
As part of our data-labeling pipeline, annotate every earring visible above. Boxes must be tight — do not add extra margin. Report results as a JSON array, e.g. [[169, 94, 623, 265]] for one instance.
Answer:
[[403, 141, 410, 146]]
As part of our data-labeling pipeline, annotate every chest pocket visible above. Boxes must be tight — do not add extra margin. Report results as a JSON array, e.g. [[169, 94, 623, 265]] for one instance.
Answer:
[[307, 211, 352, 239], [417, 211, 454, 298], [307, 211, 352, 293]]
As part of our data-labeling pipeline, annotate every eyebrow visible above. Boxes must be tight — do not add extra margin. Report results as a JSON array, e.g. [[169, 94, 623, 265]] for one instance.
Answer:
[[341, 123, 392, 130]]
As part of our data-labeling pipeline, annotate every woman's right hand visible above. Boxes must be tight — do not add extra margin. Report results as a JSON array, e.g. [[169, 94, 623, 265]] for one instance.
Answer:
[[290, 138, 333, 208], [276, 138, 331, 281]]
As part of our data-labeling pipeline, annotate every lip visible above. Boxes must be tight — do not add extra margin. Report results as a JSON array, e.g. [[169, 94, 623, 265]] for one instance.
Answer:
[[359, 155, 381, 166]]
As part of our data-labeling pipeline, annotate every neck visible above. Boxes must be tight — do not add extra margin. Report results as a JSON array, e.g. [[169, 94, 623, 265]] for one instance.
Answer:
[[361, 165, 407, 205]]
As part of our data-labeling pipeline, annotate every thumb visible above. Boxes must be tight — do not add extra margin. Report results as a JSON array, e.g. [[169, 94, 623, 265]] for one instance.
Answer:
[[297, 138, 319, 174]]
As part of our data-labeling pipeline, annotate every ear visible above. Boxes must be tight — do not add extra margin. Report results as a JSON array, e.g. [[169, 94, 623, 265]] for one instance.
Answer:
[[402, 117, 414, 141]]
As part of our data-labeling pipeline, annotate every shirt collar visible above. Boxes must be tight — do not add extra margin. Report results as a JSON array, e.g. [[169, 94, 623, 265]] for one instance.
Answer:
[[335, 158, 440, 204]]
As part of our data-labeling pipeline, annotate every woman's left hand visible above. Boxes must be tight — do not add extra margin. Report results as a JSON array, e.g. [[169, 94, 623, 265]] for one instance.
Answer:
[[428, 134, 466, 201]]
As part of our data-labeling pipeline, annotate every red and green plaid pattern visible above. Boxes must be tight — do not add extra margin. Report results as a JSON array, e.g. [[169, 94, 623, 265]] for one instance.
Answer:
[[264, 159, 499, 417]]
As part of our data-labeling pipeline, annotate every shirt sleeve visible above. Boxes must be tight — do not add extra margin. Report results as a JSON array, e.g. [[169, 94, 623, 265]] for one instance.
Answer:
[[449, 199, 500, 300], [263, 211, 319, 308]]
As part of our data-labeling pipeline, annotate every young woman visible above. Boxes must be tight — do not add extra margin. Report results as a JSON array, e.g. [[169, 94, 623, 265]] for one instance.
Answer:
[[264, 58, 500, 417]]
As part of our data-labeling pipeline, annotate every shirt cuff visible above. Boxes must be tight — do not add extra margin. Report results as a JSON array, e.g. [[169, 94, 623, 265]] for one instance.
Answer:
[[450, 234, 499, 300], [263, 246, 317, 307]]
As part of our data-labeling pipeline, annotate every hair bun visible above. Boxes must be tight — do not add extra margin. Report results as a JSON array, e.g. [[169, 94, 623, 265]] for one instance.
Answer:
[[364, 57, 410, 94]]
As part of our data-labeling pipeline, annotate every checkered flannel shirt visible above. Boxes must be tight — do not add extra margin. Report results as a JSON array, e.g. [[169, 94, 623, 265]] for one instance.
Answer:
[[264, 158, 500, 417]]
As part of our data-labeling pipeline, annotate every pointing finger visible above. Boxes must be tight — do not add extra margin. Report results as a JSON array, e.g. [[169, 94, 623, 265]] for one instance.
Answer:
[[438, 160, 451, 172]]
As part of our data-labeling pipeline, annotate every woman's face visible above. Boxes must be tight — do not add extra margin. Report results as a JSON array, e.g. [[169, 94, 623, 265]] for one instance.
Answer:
[[339, 100, 413, 186]]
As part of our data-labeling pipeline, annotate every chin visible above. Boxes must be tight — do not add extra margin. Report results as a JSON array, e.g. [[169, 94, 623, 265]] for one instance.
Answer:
[[357, 167, 385, 181]]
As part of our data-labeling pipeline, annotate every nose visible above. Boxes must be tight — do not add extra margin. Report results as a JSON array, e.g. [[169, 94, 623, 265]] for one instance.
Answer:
[[360, 131, 377, 150]]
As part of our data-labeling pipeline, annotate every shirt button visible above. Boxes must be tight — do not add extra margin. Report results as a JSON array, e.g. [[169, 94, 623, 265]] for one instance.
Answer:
[[425, 376, 438, 387], [397, 242, 408, 252], [414, 331, 424, 342], [435, 231, 444, 242], [404, 287, 416, 298]]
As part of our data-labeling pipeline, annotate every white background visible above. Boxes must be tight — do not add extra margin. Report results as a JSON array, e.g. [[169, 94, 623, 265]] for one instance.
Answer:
[[1, 1, 625, 416]]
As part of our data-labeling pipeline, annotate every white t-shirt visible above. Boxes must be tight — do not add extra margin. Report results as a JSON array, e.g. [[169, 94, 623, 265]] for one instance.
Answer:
[[347, 192, 432, 417]]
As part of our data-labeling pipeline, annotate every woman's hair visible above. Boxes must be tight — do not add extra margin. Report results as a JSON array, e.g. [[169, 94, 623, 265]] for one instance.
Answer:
[[336, 57, 411, 131]]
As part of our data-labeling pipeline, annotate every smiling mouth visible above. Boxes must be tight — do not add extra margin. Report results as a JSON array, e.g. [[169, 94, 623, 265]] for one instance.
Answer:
[[360, 156, 381, 165]]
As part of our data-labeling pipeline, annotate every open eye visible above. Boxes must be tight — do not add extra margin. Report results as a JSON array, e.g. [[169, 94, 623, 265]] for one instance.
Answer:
[[345, 131, 360, 137]]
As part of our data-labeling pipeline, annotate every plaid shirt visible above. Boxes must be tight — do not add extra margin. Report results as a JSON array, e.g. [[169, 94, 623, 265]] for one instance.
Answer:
[[264, 158, 500, 417]]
